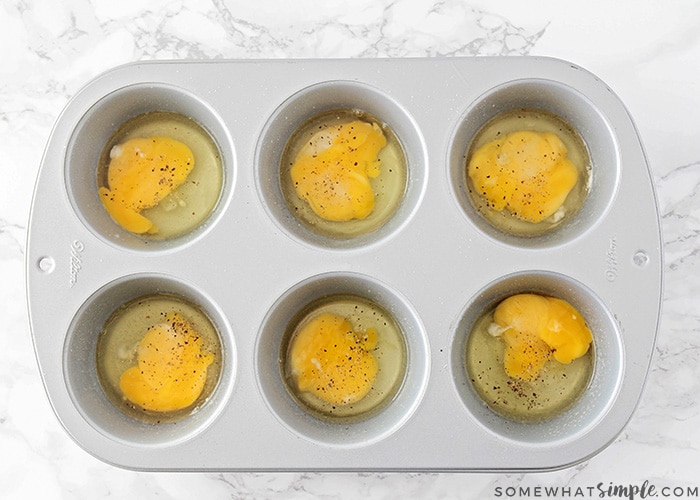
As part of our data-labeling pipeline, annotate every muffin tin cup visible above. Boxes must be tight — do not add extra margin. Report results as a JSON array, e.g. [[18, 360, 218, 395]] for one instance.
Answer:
[[27, 57, 662, 471], [451, 270, 623, 445], [65, 82, 235, 253], [256, 80, 428, 251], [63, 273, 236, 448], [256, 271, 429, 448], [448, 78, 620, 249]]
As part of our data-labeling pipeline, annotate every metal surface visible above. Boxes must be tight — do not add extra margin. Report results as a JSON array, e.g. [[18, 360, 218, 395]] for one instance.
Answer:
[[26, 57, 662, 471]]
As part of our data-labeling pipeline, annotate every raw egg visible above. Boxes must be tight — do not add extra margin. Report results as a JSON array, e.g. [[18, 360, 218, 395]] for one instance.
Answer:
[[466, 293, 593, 422], [282, 295, 406, 421], [488, 293, 593, 381], [288, 312, 379, 406], [97, 111, 223, 240], [99, 136, 194, 234], [468, 131, 578, 223], [290, 120, 385, 222], [466, 109, 590, 237], [280, 110, 407, 239], [119, 312, 214, 412], [96, 294, 222, 423]]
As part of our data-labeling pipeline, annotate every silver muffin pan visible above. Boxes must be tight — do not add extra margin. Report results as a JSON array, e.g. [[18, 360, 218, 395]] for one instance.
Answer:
[[27, 57, 662, 471]]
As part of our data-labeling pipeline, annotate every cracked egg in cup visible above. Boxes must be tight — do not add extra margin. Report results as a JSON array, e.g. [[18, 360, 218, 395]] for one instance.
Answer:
[[465, 291, 594, 423], [465, 108, 591, 238], [97, 111, 223, 240], [281, 294, 407, 422], [96, 293, 223, 424], [280, 109, 407, 240]]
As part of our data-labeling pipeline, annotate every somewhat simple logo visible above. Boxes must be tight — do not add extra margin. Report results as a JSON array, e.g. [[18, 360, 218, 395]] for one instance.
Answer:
[[605, 236, 618, 282], [69, 240, 85, 287]]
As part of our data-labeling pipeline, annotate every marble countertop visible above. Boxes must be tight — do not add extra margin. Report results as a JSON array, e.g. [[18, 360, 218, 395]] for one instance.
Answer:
[[2, 0, 698, 498]]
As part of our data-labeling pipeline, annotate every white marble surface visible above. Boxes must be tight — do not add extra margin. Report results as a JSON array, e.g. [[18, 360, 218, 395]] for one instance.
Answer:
[[2, 0, 699, 498]]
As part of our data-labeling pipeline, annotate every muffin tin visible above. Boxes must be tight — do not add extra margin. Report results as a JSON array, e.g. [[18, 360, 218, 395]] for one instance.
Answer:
[[26, 57, 662, 471]]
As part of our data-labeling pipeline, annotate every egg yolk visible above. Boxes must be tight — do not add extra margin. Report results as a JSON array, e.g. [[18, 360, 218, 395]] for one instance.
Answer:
[[99, 136, 194, 234], [488, 294, 592, 381], [289, 312, 379, 406], [468, 130, 579, 223], [290, 120, 387, 221], [119, 313, 214, 413]]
